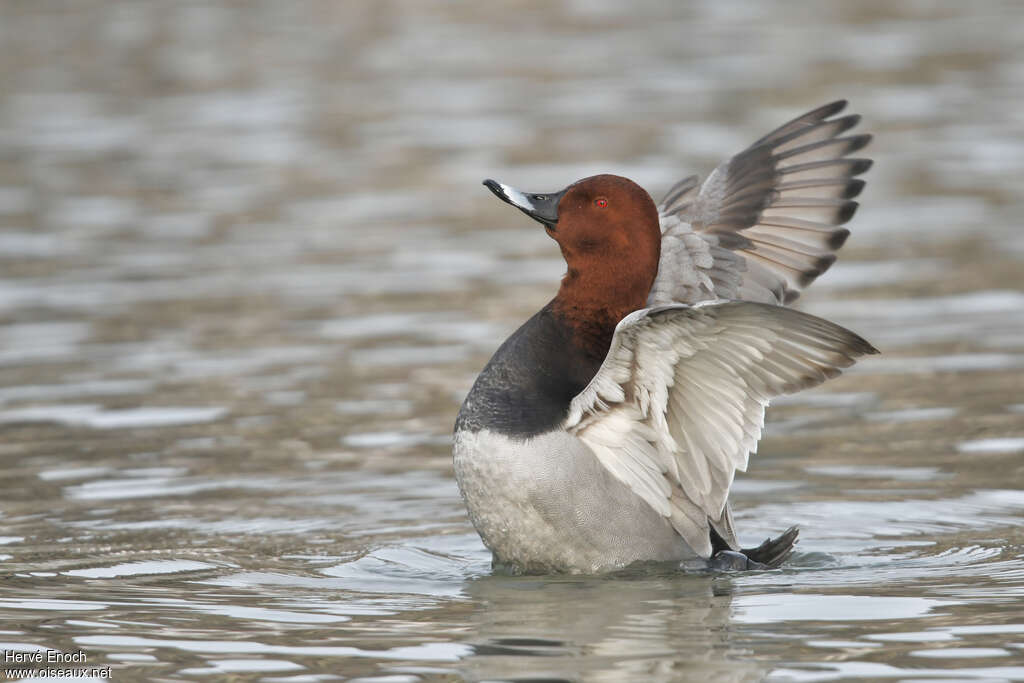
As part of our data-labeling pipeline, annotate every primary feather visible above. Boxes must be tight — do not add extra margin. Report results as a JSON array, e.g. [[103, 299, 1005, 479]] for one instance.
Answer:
[[649, 100, 872, 307]]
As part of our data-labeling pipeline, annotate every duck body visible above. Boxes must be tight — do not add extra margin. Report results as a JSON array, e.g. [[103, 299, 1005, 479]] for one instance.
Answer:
[[454, 101, 878, 574], [454, 428, 693, 574], [454, 304, 695, 574]]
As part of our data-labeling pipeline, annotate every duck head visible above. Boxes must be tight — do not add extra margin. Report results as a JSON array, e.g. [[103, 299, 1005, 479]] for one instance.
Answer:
[[484, 174, 662, 344]]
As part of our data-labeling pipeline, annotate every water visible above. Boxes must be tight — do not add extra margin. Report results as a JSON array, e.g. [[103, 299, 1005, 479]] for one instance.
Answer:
[[1, 1, 1023, 680]]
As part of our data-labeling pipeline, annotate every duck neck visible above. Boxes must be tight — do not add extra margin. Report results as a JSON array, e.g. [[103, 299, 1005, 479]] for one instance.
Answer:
[[550, 259, 654, 359]]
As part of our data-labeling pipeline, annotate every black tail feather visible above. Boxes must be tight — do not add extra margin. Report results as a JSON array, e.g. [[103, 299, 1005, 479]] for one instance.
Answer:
[[741, 525, 799, 568]]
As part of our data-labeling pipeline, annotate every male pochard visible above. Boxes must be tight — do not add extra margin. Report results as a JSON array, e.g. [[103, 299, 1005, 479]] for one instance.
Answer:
[[454, 101, 877, 574]]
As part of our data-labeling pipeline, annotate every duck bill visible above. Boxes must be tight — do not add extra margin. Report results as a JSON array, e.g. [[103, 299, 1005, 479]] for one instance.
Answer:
[[483, 179, 564, 227]]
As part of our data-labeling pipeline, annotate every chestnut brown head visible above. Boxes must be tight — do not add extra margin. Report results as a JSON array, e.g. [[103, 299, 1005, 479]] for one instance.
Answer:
[[483, 173, 662, 335]]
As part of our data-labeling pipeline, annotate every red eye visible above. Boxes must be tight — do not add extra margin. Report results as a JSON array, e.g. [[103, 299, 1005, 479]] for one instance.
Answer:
[[595, 198, 608, 208]]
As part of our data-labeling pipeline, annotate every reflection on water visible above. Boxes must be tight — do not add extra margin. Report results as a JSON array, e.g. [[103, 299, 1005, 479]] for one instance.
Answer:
[[1, 0, 1024, 681]]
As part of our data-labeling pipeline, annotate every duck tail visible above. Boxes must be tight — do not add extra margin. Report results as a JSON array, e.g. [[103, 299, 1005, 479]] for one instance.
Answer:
[[741, 525, 799, 568]]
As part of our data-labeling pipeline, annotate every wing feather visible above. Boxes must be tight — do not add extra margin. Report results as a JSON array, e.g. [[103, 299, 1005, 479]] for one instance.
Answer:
[[650, 100, 872, 306], [565, 301, 878, 557]]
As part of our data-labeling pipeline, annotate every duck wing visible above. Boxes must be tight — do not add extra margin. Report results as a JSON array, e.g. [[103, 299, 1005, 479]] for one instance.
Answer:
[[649, 100, 872, 306], [563, 301, 877, 557]]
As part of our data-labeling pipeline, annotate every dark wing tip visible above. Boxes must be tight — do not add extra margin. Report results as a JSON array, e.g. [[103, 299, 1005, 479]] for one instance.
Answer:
[[812, 100, 849, 121], [823, 99, 848, 115], [845, 134, 873, 155], [836, 200, 860, 225], [843, 178, 867, 199], [845, 329, 881, 356], [849, 158, 874, 175], [798, 254, 838, 287], [834, 113, 862, 135], [829, 228, 852, 250]]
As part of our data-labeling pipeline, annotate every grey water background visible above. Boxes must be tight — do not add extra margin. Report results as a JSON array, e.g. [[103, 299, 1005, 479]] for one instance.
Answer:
[[1, 1, 1023, 681]]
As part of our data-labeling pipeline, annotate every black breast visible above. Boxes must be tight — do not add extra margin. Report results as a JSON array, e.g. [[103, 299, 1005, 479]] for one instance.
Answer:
[[454, 303, 609, 438]]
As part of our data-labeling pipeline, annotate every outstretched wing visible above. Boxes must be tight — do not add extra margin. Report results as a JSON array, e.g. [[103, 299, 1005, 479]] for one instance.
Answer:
[[649, 100, 872, 306], [564, 301, 878, 557]]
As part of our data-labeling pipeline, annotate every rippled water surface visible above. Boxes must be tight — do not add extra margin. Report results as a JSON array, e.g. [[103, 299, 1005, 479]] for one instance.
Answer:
[[2, 1, 1024, 681]]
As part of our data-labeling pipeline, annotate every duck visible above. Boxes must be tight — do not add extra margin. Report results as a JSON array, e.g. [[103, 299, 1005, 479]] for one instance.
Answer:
[[453, 100, 877, 574]]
